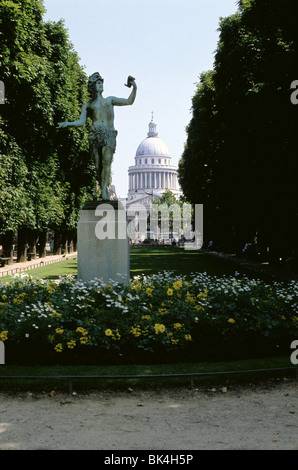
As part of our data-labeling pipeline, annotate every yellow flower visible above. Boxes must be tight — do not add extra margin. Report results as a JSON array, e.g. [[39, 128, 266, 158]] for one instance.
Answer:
[[173, 323, 183, 329], [104, 328, 120, 340], [12, 292, 27, 305], [113, 329, 121, 341], [141, 315, 151, 320], [146, 287, 154, 297], [167, 288, 173, 296], [67, 340, 76, 349], [197, 289, 208, 300], [185, 334, 192, 341], [173, 280, 183, 290], [55, 328, 64, 335], [131, 325, 142, 337], [0, 331, 8, 342], [158, 307, 167, 316], [170, 338, 179, 345], [76, 327, 88, 336], [154, 323, 166, 334], [186, 292, 195, 304], [194, 305, 205, 311], [51, 311, 63, 318], [54, 343, 63, 353], [132, 283, 142, 291], [2, 295, 7, 300], [227, 318, 235, 324], [80, 336, 91, 345]]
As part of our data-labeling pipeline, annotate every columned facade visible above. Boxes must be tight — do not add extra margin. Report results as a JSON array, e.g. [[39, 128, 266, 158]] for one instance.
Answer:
[[128, 170, 179, 192], [127, 117, 180, 201]]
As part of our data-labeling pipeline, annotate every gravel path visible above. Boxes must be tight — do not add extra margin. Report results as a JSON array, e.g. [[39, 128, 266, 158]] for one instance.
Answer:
[[0, 379, 297, 450]]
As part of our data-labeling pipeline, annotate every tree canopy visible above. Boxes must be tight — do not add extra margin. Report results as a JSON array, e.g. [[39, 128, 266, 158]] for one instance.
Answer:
[[0, 0, 97, 259], [178, 0, 298, 265]]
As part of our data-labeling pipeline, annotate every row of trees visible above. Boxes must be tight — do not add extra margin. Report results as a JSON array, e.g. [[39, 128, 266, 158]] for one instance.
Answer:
[[0, 0, 98, 262], [178, 0, 298, 267]]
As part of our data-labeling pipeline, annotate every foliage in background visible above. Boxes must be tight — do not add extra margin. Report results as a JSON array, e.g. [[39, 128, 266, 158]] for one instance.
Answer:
[[0, 0, 97, 259], [178, 0, 298, 264]]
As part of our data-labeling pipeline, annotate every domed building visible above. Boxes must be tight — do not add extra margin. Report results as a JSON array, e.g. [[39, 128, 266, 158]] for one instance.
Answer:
[[127, 116, 180, 203]]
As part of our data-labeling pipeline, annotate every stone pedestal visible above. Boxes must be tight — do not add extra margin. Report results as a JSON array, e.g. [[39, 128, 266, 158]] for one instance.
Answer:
[[77, 200, 130, 284]]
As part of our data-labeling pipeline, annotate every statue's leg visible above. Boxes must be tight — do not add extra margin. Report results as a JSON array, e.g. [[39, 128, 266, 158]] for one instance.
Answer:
[[92, 147, 102, 184], [101, 146, 113, 200]]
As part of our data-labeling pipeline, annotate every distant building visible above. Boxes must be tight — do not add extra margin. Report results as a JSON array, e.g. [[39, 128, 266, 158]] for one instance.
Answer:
[[127, 115, 180, 205], [125, 116, 181, 243]]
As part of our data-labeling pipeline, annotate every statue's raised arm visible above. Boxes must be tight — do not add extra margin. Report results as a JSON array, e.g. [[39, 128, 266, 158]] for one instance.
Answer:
[[111, 76, 137, 106], [57, 72, 137, 200]]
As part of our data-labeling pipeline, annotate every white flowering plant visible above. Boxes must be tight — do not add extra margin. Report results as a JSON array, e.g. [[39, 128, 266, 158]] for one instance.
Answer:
[[0, 271, 297, 364]]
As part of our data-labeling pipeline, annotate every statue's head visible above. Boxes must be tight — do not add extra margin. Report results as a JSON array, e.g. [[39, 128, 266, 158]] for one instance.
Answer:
[[88, 72, 104, 98]]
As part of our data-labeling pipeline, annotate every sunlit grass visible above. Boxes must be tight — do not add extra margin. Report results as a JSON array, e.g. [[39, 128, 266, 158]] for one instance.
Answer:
[[0, 246, 253, 282]]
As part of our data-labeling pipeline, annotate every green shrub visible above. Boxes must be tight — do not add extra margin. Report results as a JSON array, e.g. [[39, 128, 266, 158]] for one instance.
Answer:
[[0, 272, 297, 364]]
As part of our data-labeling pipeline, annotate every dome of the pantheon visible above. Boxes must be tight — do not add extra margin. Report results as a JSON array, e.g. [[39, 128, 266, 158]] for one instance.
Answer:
[[127, 116, 180, 200], [136, 120, 170, 157]]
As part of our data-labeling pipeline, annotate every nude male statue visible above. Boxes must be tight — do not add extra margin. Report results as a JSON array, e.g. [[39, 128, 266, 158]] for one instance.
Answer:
[[57, 73, 137, 200]]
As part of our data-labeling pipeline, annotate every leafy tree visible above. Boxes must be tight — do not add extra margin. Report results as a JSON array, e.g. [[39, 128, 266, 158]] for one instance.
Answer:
[[0, 119, 34, 260], [179, 0, 298, 265], [0, 0, 96, 260], [152, 189, 190, 242], [178, 71, 218, 245]]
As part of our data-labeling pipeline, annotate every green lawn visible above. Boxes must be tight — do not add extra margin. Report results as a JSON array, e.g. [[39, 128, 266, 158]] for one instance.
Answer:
[[0, 246, 248, 282], [130, 246, 240, 277], [25, 258, 78, 280]]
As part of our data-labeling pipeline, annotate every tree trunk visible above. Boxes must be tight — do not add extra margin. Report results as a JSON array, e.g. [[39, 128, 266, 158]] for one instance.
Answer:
[[53, 230, 61, 255], [27, 230, 38, 260], [61, 232, 68, 255], [38, 232, 47, 259], [17, 228, 28, 262], [73, 232, 77, 252], [1, 230, 14, 264], [67, 230, 76, 253]]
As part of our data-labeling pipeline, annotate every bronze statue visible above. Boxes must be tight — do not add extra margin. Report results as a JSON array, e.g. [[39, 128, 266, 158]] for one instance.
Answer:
[[57, 73, 137, 200]]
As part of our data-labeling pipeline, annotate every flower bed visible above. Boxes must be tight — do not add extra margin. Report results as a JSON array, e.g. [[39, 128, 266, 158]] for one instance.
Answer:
[[0, 272, 297, 364]]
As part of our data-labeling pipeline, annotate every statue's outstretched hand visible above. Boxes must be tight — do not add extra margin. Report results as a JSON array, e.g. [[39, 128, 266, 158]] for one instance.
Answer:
[[124, 76, 136, 88]]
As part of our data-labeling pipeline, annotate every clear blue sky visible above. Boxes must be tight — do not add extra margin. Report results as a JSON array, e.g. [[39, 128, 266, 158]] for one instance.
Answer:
[[43, 0, 238, 197]]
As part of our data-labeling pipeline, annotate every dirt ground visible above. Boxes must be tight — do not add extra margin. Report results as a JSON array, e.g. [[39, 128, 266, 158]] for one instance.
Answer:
[[0, 378, 297, 450]]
